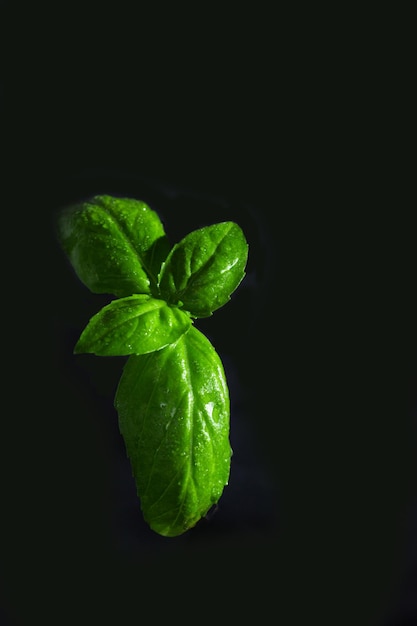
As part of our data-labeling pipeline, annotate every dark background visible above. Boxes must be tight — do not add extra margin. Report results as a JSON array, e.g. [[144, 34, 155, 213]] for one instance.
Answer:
[[1, 4, 415, 625]]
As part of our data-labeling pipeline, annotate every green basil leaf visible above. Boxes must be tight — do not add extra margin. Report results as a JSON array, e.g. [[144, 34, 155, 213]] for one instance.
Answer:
[[115, 325, 232, 537], [158, 221, 248, 317], [58, 195, 170, 297], [74, 295, 191, 356]]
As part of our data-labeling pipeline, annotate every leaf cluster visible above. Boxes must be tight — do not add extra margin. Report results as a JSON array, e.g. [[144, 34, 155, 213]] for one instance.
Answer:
[[58, 195, 248, 356], [57, 195, 248, 536]]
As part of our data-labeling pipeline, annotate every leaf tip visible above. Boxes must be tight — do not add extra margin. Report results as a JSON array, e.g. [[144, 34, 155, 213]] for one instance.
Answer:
[[73, 339, 86, 355]]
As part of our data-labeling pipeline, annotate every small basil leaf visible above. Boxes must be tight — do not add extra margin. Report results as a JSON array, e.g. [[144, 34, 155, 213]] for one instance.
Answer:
[[58, 195, 170, 297], [115, 325, 232, 537], [74, 295, 191, 356], [158, 221, 248, 317]]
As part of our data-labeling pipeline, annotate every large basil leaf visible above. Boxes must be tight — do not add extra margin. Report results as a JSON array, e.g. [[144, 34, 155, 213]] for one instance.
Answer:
[[115, 325, 232, 537], [74, 295, 191, 356], [58, 195, 170, 297], [158, 221, 248, 317]]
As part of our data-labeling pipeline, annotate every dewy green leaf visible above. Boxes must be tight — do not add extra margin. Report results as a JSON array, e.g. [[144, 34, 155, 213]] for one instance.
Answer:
[[158, 221, 248, 317], [57, 194, 249, 536], [115, 325, 232, 537], [57, 195, 170, 297], [74, 294, 192, 356]]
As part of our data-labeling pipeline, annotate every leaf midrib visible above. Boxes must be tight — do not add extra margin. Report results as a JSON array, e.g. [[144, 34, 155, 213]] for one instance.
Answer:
[[97, 200, 157, 289]]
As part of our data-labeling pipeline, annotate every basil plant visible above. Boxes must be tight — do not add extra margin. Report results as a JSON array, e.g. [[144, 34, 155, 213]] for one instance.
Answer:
[[58, 195, 248, 537]]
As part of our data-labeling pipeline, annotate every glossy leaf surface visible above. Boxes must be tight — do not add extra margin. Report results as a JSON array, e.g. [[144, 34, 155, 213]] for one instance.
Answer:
[[74, 295, 191, 356], [115, 325, 231, 537], [158, 221, 248, 317], [58, 195, 170, 297]]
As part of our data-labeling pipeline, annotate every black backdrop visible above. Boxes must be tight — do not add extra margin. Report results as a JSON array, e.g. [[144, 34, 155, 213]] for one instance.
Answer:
[[1, 5, 416, 625]]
